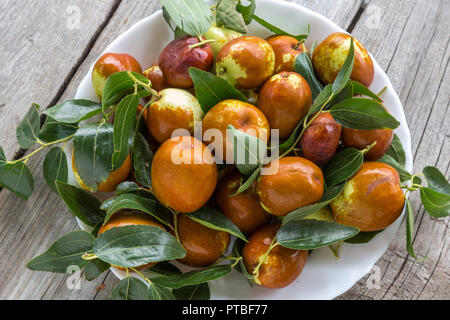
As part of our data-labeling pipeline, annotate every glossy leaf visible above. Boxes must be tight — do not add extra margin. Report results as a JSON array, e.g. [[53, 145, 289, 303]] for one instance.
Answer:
[[16, 103, 40, 149], [173, 283, 210, 300], [423, 166, 450, 195], [0, 162, 34, 200], [352, 81, 382, 102], [216, 0, 247, 34], [252, 14, 309, 41], [43, 100, 102, 124], [378, 154, 412, 182], [73, 122, 114, 192], [110, 277, 149, 300], [103, 193, 172, 227], [187, 207, 247, 241], [283, 182, 346, 225], [294, 52, 323, 100], [27, 231, 94, 273], [85, 259, 110, 281], [133, 133, 153, 188], [420, 187, 450, 218], [39, 116, 78, 143], [189, 67, 247, 114], [332, 38, 354, 95], [229, 165, 261, 197], [308, 84, 333, 115], [330, 98, 400, 130], [160, 0, 212, 38], [116, 181, 140, 195], [330, 80, 353, 106], [405, 199, 417, 258], [228, 124, 267, 176], [148, 283, 176, 300], [236, 0, 256, 24], [112, 94, 139, 169], [55, 181, 105, 227], [323, 148, 364, 187], [94, 225, 186, 268], [0, 146, 6, 171], [277, 220, 360, 250], [145, 262, 182, 277], [152, 265, 232, 289], [386, 134, 406, 167], [43, 147, 68, 193], [345, 230, 383, 244], [232, 239, 255, 282]]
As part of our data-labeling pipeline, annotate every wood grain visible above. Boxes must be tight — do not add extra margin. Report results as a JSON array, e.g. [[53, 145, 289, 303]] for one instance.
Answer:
[[0, 0, 447, 300]]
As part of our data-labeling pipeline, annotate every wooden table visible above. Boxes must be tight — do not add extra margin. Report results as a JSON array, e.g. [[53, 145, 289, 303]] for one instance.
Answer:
[[0, 0, 448, 300]]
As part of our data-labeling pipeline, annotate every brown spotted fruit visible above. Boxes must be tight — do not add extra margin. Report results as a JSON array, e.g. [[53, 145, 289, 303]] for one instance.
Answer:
[[159, 36, 214, 89], [312, 32, 374, 87], [266, 35, 308, 72], [299, 113, 342, 166], [215, 36, 275, 89], [92, 53, 143, 98], [330, 162, 405, 232], [257, 71, 312, 139], [151, 136, 218, 213], [243, 223, 308, 289], [257, 157, 324, 217], [143, 64, 168, 92], [216, 171, 271, 234]]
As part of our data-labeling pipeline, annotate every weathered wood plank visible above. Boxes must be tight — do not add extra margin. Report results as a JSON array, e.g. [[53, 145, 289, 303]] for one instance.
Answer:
[[337, 0, 450, 300], [0, 0, 120, 158]]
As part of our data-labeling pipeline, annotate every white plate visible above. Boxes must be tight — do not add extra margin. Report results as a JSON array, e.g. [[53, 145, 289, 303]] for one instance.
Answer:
[[70, 0, 412, 300]]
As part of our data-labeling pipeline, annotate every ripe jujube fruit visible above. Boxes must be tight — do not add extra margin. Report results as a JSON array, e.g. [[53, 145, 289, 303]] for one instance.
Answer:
[[266, 35, 308, 72], [203, 25, 242, 56], [330, 162, 405, 231], [299, 113, 342, 166], [151, 136, 218, 213], [342, 127, 394, 161], [257, 157, 324, 216], [243, 223, 308, 289], [215, 36, 275, 89], [176, 214, 230, 267], [143, 64, 168, 92], [202, 99, 270, 163], [159, 36, 214, 89], [216, 171, 271, 234], [98, 211, 166, 271], [257, 71, 312, 139], [312, 32, 374, 87], [92, 53, 143, 98]]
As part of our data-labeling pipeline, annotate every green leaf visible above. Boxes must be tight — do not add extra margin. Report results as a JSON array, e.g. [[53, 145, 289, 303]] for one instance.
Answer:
[[110, 277, 149, 300], [351, 81, 382, 102], [73, 122, 114, 192], [27, 231, 94, 273], [332, 38, 354, 95], [187, 207, 247, 241], [378, 154, 412, 182], [39, 116, 78, 143], [228, 124, 267, 176], [323, 148, 364, 187], [330, 98, 400, 130], [0, 147, 6, 171], [232, 239, 255, 282], [216, 0, 248, 34], [277, 220, 360, 250], [102, 71, 151, 110], [55, 181, 105, 227], [294, 52, 323, 100], [116, 181, 140, 195], [43, 147, 68, 193], [405, 199, 417, 259], [252, 14, 309, 41], [283, 182, 346, 225], [85, 259, 110, 281], [330, 80, 353, 106], [112, 94, 139, 169], [229, 165, 261, 197], [189, 68, 247, 114], [420, 187, 450, 218], [16, 103, 40, 149], [308, 84, 333, 115], [152, 265, 232, 289], [94, 225, 186, 268], [173, 283, 210, 300], [103, 193, 172, 228], [148, 283, 176, 300], [145, 262, 182, 277], [133, 133, 153, 188], [386, 134, 406, 167], [0, 162, 34, 200], [43, 100, 102, 124], [422, 166, 450, 195], [162, 6, 175, 31], [345, 230, 383, 244], [160, 0, 212, 38], [236, 0, 256, 24]]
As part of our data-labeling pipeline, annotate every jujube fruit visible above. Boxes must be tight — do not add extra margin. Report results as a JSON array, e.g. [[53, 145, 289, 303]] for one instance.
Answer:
[[266, 35, 308, 72], [203, 25, 242, 56], [342, 127, 394, 161], [143, 64, 168, 92]]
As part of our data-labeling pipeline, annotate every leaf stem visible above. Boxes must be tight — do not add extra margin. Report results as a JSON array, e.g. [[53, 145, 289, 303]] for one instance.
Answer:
[[127, 71, 160, 99], [189, 39, 216, 50], [130, 267, 153, 285], [82, 253, 99, 261], [377, 86, 388, 97], [252, 237, 279, 279], [360, 141, 377, 155]]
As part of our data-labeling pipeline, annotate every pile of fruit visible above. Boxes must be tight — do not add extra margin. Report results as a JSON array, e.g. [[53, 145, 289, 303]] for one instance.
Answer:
[[1, 0, 448, 300]]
